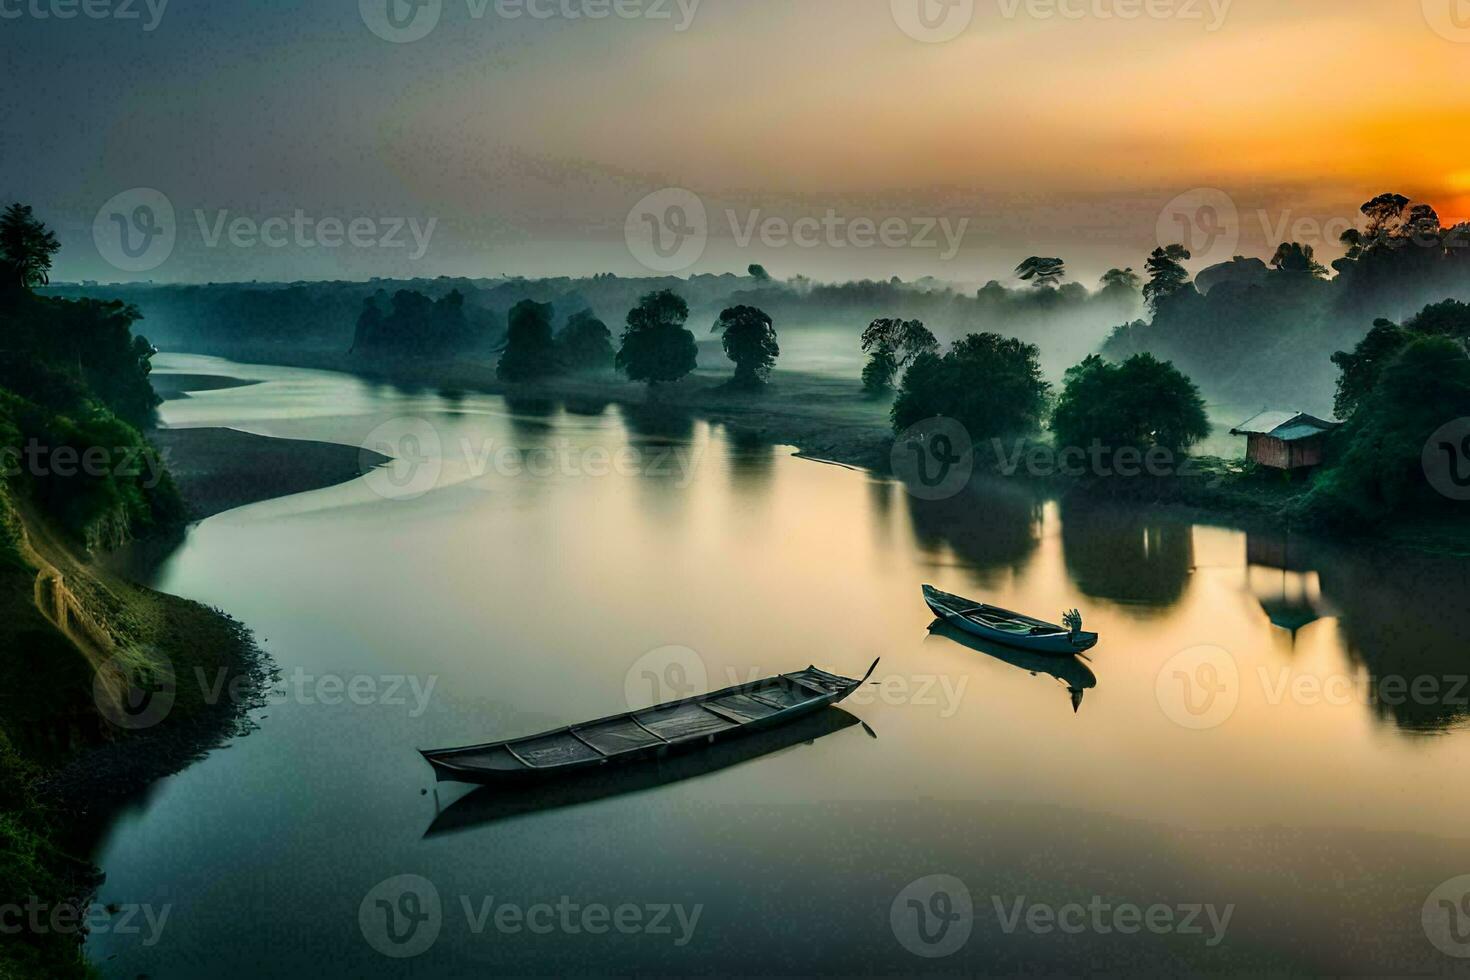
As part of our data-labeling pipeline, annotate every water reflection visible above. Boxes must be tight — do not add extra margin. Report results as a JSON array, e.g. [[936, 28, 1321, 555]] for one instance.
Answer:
[[425, 707, 866, 837], [1244, 532, 1328, 640], [724, 426, 776, 492], [1059, 498, 1194, 607], [905, 478, 1043, 581], [925, 621, 1098, 713]]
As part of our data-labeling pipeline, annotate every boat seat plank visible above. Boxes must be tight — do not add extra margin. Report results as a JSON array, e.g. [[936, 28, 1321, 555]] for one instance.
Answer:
[[745, 681, 814, 710], [707, 694, 781, 723], [511, 733, 604, 768], [576, 718, 665, 755], [636, 702, 738, 741]]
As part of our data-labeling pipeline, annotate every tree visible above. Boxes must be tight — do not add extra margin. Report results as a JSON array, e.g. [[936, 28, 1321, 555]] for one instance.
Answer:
[[747, 264, 771, 282], [1142, 245, 1191, 312], [1360, 193, 1411, 238], [716, 305, 779, 388], [1015, 257, 1066, 289], [1050, 354, 1210, 460], [1303, 336, 1470, 526], [616, 290, 698, 388], [1330, 300, 1470, 418], [891, 332, 1051, 438], [1099, 268, 1141, 292], [0, 203, 61, 291], [497, 299, 557, 381], [1269, 242, 1328, 278], [860, 317, 938, 393], [556, 309, 614, 373]]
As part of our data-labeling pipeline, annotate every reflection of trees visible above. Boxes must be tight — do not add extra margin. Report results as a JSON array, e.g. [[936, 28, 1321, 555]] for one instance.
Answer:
[[1059, 498, 1193, 607], [1316, 543, 1470, 733], [724, 426, 774, 492], [904, 478, 1042, 579], [503, 396, 558, 440], [562, 397, 610, 418], [618, 402, 695, 443]]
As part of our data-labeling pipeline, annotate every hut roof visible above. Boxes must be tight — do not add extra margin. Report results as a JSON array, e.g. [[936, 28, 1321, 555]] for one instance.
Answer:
[[1230, 411, 1340, 442]]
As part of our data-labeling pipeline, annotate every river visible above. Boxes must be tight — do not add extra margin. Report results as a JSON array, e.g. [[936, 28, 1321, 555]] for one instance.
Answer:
[[86, 353, 1470, 976]]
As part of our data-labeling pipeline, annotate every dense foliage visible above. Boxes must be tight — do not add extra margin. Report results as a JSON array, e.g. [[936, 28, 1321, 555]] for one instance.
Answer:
[[556, 309, 615, 373], [616, 290, 698, 388], [860, 318, 938, 394], [717, 305, 779, 388], [497, 299, 558, 381], [1050, 354, 1210, 457], [351, 288, 485, 359], [892, 333, 1051, 438]]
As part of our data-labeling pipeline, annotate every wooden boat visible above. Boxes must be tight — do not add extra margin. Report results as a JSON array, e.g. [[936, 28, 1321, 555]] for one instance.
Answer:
[[927, 620, 1097, 713], [923, 585, 1098, 654], [424, 707, 866, 837], [420, 659, 880, 785]]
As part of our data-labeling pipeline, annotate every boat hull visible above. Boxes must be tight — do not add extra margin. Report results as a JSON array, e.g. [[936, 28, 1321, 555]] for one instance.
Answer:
[[923, 587, 1098, 655], [421, 660, 879, 786]]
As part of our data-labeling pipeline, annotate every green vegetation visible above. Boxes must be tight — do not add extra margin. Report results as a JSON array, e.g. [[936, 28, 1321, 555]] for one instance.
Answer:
[[0, 203, 61, 292], [860, 318, 937, 395], [892, 333, 1051, 439], [497, 299, 558, 382], [716, 305, 779, 389], [1051, 354, 1210, 458], [556, 310, 615, 374], [616, 290, 698, 389], [351, 288, 487, 359]]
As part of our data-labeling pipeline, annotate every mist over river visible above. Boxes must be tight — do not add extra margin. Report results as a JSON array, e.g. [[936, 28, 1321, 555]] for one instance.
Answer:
[[86, 354, 1470, 977]]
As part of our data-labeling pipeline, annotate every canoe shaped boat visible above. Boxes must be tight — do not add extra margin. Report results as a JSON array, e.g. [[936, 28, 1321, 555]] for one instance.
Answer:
[[420, 659, 879, 785], [923, 585, 1098, 654]]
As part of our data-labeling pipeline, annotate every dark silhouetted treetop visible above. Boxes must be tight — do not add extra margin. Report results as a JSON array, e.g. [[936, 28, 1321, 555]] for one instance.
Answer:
[[747, 264, 771, 282], [1016, 257, 1067, 289], [616, 290, 698, 387], [556, 309, 614, 373], [351, 288, 480, 359], [891, 332, 1051, 439], [1099, 268, 1141, 292], [861, 318, 938, 394], [1142, 245, 1192, 312], [717, 305, 779, 388], [1050, 353, 1210, 459], [0, 203, 61, 291], [498, 299, 558, 381], [1270, 242, 1328, 278]]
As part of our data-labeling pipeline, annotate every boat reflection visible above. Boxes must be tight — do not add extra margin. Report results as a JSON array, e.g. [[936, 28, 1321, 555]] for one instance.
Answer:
[[423, 706, 868, 838], [926, 620, 1098, 713]]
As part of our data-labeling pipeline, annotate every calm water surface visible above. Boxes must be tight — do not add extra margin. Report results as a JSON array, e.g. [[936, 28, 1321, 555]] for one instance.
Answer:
[[88, 354, 1470, 976]]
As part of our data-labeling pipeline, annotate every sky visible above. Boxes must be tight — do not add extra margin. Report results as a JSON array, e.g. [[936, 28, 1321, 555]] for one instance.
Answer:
[[6, 0, 1470, 284]]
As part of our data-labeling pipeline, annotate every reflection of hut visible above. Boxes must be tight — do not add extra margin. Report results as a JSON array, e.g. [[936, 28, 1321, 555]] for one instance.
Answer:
[[1230, 411, 1340, 470], [1245, 532, 1325, 638]]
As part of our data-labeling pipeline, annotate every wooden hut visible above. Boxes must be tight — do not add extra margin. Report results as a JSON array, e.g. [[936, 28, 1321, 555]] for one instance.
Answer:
[[1230, 411, 1340, 471]]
